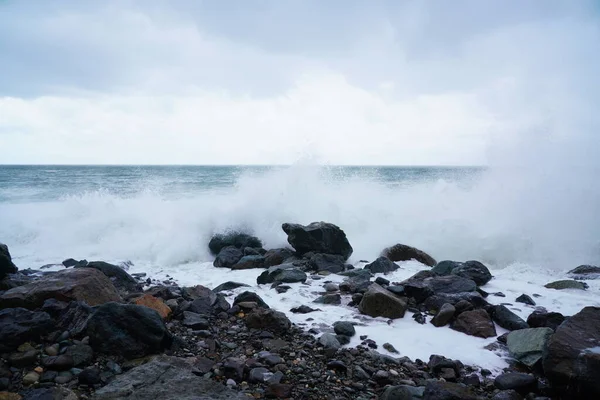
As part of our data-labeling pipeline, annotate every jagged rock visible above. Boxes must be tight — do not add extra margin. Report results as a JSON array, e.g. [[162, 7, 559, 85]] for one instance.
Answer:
[[55, 301, 94, 337], [450, 261, 493, 286], [213, 246, 244, 269], [0, 308, 54, 352], [515, 294, 536, 306], [401, 273, 477, 303], [92, 355, 248, 399], [542, 306, 600, 398], [567, 265, 600, 280], [87, 302, 172, 359], [358, 283, 408, 319], [381, 244, 436, 267], [208, 232, 263, 255], [494, 373, 537, 394], [431, 303, 456, 327], [423, 381, 479, 400], [309, 253, 346, 273], [245, 308, 291, 334], [282, 222, 353, 260], [544, 280, 588, 290], [231, 255, 265, 270], [0, 268, 121, 309], [76, 261, 141, 294], [364, 257, 399, 274], [451, 309, 497, 338], [339, 274, 371, 293], [507, 327, 553, 367], [213, 281, 250, 293], [526, 310, 565, 331], [0, 243, 18, 280], [257, 264, 307, 285], [491, 305, 529, 331]]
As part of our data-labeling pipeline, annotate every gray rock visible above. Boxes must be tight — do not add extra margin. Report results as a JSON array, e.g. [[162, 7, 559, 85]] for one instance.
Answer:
[[358, 283, 408, 319], [507, 327, 553, 367], [542, 306, 600, 398], [381, 244, 436, 267], [64, 344, 94, 367], [263, 248, 295, 268], [282, 222, 353, 260], [381, 385, 425, 399], [231, 255, 265, 270], [212, 281, 250, 293], [568, 265, 600, 280], [310, 253, 347, 273], [333, 321, 356, 336], [182, 312, 210, 330], [92, 355, 248, 399], [431, 260, 462, 275], [318, 333, 341, 350], [494, 373, 537, 394], [0, 243, 18, 280], [339, 274, 371, 293], [324, 283, 339, 292], [364, 257, 399, 274], [245, 308, 291, 334], [544, 280, 588, 290], [233, 291, 269, 309], [257, 264, 307, 285], [248, 367, 272, 383], [213, 246, 244, 269], [77, 261, 142, 294], [515, 294, 536, 306], [431, 303, 456, 327], [41, 355, 74, 371], [423, 381, 479, 400]]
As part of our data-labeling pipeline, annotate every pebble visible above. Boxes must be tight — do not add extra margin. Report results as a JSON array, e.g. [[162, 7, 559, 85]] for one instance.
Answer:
[[23, 371, 40, 385]]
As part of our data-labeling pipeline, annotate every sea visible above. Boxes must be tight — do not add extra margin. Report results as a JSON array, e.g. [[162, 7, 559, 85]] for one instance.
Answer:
[[1, 164, 599, 371]]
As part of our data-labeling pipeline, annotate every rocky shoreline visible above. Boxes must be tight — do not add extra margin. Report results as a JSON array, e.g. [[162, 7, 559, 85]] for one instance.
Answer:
[[1, 222, 599, 400]]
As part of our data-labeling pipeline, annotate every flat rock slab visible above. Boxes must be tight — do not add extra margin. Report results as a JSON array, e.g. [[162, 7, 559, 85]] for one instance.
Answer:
[[92, 355, 248, 400]]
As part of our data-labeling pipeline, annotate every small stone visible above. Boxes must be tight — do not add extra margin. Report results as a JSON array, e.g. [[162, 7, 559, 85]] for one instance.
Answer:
[[40, 370, 58, 383], [55, 371, 73, 384], [333, 321, 356, 337], [23, 371, 40, 385], [383, 343, 399, 353], [226, 379, 237, 387], [45, 344, 59, 356]]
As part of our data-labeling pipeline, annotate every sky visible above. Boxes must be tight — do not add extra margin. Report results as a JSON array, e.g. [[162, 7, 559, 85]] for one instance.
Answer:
[[0, 0, 598, 165]]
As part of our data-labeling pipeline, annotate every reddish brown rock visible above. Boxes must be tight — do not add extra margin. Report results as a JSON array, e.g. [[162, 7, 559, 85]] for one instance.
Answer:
[[133, 294, 172, 320], [451, 309, 497, 338], [381, 244, 436, 267]]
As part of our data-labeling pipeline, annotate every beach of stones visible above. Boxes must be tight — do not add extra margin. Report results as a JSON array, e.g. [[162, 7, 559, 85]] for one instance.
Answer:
[[1, 221, 599, 400]]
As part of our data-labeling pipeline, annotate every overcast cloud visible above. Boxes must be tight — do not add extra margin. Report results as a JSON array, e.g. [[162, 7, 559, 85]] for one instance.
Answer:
[[0, 0, 598, 165]]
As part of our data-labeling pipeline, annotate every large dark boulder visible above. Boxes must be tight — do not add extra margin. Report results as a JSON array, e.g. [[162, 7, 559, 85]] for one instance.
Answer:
[[381, 244, 436, 267], [544, 280, 588, 290], [213, 246, 244, 269], [507, 327, 553, 367], [491, 305, 529, 331], [568, 265, 600, 280], [432, 260, 462, 275], [364, 257, 399, 274], [0, 308, 54, 352], [182, 285, 229, 314], [450, 261, 492, 286], [263, 248, 295, 268], [451, 309, 497, 338], [542, 306, 600, 398], [76, 261, 142, 294], [0, 268, 121, 309], [92, 355, 248, 400], [424, 292, 487, 311], [358, 283, 407, 319], [494, 373, 537, 394], [87, 302, 172, 359], [423, 381, 479, 400], [282, 222, 353, 260], [245, 308, 291, 334], [309, 253, 346, 273], [208, 232, 263, 255], [231, 255, 266, 270], [401, 272, 477, 303], [233, 292, 270, 309], [0, 243, 18, 280]]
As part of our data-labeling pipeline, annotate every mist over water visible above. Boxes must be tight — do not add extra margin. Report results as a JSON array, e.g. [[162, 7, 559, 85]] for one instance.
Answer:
[[1, 150, 598, 272]]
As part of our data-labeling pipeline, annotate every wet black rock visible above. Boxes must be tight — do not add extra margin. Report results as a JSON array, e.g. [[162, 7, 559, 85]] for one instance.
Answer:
[[339, 274, 371, 294], [491, 305, 529, 331], [313, 293, 341, 305], [544, 279, 588, 290], [423, 381, 479, 400], [515, 294, 536, 306], [64, 344, 94, 367], [263, 248, 295, 268], [87, 302, 172, 359], [526, 310, 565, 331], [257, 264, 307, 285], [381, 243, 436, 267], [208, 232, 263, 255], [431, 303, 456, 327], [282, 222, 353, 260], [233, 291, 270, 309], [0, 307, 53, 352], [41, 355, 75, 371], [318, 333, 341, 350], [567, 264, 600, 280], [79, 367, 102, 385], [0, 243, 18, 279], [450, 260, 493, 286], [213, 246, 244, 269], [309, 253, 347, 273], [432, 260, 462, 275], [213, 281, 250, 293], [55, 301, 94, 337], [290, 305, 319, 314], [542, 306, 600, 398], [182, 311, 210, 330], [364, 257, 399, 274], [231, 255, 266, 270]]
